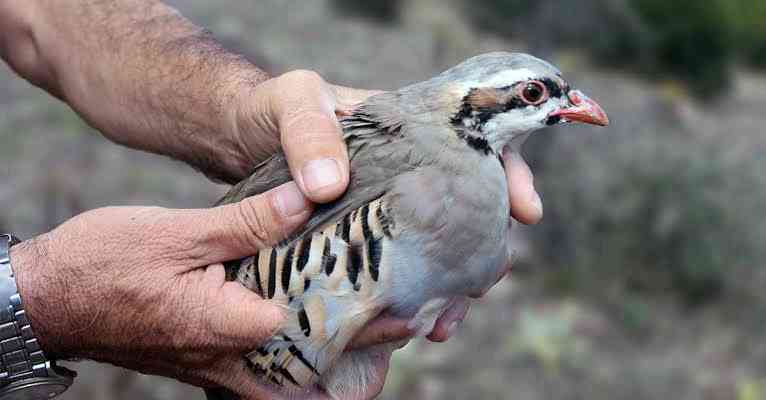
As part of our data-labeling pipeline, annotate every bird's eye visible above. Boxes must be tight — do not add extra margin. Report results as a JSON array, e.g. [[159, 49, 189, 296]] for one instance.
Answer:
[[520, 81, 548, 105]]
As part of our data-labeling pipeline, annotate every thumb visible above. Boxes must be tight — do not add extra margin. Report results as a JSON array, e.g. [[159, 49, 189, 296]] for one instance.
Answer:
[[270, 70, 350, 204], [197, 263, 286, 348], [330, 84, 383, 116], [191, 182, 313, 265], [219, 277, 287, 345], [503, 148, 543, 225]]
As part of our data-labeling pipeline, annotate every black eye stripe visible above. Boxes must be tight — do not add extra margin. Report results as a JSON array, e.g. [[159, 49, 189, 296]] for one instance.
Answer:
[[450, 76, 567, 154], [539, 78, 564, 99]]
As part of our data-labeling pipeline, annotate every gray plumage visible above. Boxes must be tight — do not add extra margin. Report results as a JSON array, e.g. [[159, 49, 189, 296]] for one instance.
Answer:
[[208, 52, 608, 400]]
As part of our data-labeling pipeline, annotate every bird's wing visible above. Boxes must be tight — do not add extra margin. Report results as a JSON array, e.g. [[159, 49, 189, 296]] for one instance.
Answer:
[[215, 98, 416, 246], [214, 152, 293, 206]]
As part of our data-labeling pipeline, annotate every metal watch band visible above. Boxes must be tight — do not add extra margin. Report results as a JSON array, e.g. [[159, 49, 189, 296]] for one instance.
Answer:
[[0, 235, 50, 385]]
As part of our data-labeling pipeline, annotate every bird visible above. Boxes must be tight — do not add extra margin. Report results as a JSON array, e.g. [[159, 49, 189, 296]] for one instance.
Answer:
[[209, 52, 608, 399]]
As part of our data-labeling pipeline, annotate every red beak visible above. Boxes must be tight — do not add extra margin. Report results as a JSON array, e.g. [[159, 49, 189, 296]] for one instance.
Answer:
[[549, 90, 609, 126]]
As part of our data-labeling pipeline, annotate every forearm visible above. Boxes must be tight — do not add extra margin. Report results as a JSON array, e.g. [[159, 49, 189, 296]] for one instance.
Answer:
[[0, 0, 269, 181]]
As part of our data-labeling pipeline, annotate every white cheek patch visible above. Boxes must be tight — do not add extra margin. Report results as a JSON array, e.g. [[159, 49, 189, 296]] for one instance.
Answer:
[[484, 109, 540, 136], [484, 96, 569, 150]]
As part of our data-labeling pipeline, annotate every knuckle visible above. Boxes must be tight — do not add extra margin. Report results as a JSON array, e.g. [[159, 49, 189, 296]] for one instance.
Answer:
[[282, 118, 342, 150], [281, 109, 336, 132], [275, 70, 339, 136], [282, 69, 324, 86], [161, 230, 207, 263], [234, 198, 278, 248]]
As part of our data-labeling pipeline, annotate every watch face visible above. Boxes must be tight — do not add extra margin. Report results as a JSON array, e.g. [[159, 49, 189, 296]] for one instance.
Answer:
[[0, 379, 71, 400], [1, 234, 20, 248]]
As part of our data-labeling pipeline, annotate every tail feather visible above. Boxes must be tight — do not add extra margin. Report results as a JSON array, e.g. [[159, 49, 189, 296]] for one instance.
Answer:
[[244, 292, 381, 388]]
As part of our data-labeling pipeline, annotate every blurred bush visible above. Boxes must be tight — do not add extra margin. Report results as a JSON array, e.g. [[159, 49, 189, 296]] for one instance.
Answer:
[[725, 0, 766, 68], [461, 0, 766, 97], [456, 0, 535, 38], [329, 0, 402, 23], [531, 124, 762, 309], [623, 0, 732, 97]]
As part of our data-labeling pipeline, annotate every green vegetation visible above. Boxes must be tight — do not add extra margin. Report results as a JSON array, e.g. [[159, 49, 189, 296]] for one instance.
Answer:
[[725, 0, 766, 67], [625, 0, 733, 97], [461, 0, 766, 97]]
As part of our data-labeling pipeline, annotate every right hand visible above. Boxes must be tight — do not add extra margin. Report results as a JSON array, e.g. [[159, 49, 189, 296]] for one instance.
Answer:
[[10, 182, 315, 398]]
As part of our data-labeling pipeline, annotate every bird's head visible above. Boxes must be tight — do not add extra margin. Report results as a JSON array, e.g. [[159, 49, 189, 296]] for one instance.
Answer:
[[428, 52, 609, 154]]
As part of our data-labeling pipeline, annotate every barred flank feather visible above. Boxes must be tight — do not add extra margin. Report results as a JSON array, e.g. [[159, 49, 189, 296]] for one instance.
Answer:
[[234, 198, 396, 389]]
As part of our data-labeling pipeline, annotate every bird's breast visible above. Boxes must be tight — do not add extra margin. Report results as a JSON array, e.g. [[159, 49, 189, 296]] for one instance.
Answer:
[[385, 155, 511, 313]]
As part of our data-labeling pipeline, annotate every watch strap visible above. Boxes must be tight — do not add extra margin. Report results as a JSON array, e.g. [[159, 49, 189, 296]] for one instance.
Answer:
[[0, 235, 50, 385]]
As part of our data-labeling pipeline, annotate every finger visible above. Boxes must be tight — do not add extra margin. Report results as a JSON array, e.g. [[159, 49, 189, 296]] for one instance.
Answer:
[[330, 84, 382, 116], [190, 181, 312, 264], [272, 70, 350, 203], [200, 264, 286, 347], [503, 148, 543, 225], [469, 258, 514, 299], [350, 346, 395, 400], [348, 315, 414, 350], [426, 297, 470, 343]]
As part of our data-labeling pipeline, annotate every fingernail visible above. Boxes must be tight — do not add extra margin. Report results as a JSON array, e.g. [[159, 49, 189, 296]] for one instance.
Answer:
[[274, 182, 308, 218], [504, 149, 521, 164], [446, 299, 470, 331], [301, 158, 342, 194], [531, 191, 543, 215], [446, 321, 459, 338]]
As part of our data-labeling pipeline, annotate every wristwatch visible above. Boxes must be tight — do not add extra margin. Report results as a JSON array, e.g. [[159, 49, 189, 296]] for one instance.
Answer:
[[0, 234, 75, 399]]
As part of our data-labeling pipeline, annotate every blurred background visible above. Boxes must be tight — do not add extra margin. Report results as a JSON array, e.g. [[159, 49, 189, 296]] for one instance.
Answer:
[[2, 0, 765, 399]]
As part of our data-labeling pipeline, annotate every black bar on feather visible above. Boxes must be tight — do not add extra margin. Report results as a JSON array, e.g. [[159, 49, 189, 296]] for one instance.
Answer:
[[267, 248, 277, 299]]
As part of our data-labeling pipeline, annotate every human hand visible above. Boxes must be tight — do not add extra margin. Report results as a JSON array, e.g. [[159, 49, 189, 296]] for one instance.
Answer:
[[9, 182, 318, 396]]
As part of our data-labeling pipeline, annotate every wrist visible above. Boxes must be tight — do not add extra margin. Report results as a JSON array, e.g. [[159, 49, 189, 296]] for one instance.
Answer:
[[9, 236, 66, 359], [208, 67, 273, 183]]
